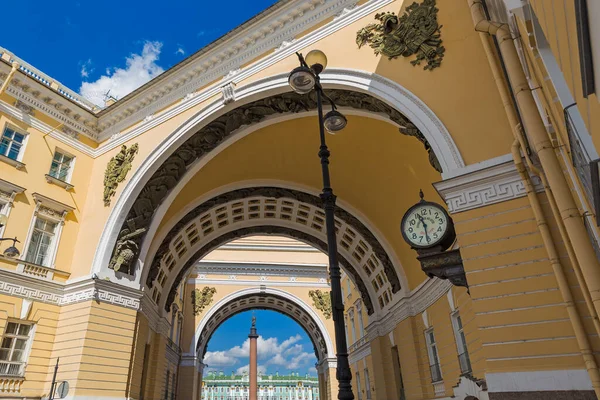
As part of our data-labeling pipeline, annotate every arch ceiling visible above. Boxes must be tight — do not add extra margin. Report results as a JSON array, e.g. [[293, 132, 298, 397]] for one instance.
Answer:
[[107, 88, 444, 282], [196, 290, 334, 362], [147, 187, 402, 315]]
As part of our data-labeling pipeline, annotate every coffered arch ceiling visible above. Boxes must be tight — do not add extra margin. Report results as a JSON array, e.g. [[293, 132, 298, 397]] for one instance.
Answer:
[[105, 87, 447, 288], [145, 187, 402, 316]]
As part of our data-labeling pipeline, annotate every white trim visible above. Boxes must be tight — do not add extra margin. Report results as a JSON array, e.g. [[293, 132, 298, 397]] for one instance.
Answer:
[[190, 287, 335, 359], [434, 160, 543, 214], [0, 179, 25, 238], [486, 370, 593, 392], [92, 67, 461, 284]]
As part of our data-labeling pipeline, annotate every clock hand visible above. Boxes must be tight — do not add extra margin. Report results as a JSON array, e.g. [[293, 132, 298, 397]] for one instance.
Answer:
[[416, 214, 431, 243]]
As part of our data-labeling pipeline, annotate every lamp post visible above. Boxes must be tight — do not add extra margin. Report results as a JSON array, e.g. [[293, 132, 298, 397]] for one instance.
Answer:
[[0, 215, 20, 259], [288, 50, 353, 400]]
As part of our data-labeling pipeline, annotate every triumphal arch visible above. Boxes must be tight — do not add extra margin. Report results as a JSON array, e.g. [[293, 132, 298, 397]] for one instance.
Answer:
[[1, 0, 600, 399]]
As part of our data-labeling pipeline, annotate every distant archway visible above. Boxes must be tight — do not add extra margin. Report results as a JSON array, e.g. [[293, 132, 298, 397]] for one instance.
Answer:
[[193, 287, 335, 364]]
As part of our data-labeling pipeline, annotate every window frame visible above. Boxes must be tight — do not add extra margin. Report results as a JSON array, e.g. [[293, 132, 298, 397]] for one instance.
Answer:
[[45, 148, 76, 190], [20, 194, 73, 271], [23, 216, 59, 267], [0, 123, 29, 169], [451, 311, 472, 375], [364, 368, 371, 400], [0, 320, 35, 377], [424, 328, 442, 382]]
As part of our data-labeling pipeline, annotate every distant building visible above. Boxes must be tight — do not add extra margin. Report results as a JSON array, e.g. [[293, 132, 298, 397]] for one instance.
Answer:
[[201, 372, 320, 400]]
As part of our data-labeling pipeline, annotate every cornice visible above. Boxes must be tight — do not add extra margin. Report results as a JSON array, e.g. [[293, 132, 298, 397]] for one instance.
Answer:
[[0, 268, 142, 310], [195, 261, 328, 277], [366, 278, 452, 340], [0, 0, 393, 154], [434, 159, 543, 214], [95, 0, 370, 139]]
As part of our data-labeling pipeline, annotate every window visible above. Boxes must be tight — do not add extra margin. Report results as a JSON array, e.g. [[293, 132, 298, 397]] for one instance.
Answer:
[[356, 371, 362, 400], [346, 278, 352, 297], [0, 322, 33, 376], [0, 126, 25, 161], [451, 312, 471, 374], [357, 303, 364, 339], [349, 311, 356, 344], [164, 369, 170, 400], [391, 346, 406, 400], [425, 329, 442, 382], [48, 151, 74, 182], [25, 217, 58, 267], [364, 368, 371, 400]]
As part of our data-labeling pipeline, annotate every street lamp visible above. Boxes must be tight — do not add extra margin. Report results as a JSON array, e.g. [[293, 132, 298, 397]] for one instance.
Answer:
[[288, 50, 353, 400], [0, 214, 20, 258]]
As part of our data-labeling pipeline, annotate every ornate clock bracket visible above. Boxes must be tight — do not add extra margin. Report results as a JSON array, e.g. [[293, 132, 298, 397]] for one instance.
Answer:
[[400, 190, 469, 290], [416, 246, 468, 290]]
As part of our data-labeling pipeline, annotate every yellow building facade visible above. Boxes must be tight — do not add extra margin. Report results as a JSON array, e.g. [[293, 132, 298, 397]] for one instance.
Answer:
[[0, 0, 600, 399]]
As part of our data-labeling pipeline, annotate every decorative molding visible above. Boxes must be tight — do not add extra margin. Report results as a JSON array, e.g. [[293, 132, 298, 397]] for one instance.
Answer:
[[195, 261, 328, 278], [103, 143, 139, 208], [348, 339, 371, 365], [357, 0, 445, 70], [309, 289, 332, 319], [0, 269, 142, 310], [142, 187, 400, 314], [31, 192, 74, 220], [486, 370, 593, 392], [193, 287, 334, 361], [45, 174, 74, 191], [191, 286, 216, 316], [13, 100, 34, 116], [221, 82, 236, 105], [95, 0, 389, 140], [434, 160, 543, 214]]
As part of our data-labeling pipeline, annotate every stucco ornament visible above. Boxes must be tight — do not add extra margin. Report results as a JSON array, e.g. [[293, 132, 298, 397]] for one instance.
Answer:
[[103, 144, 139, 206], [109, 89, 439, 277], [356, 0, 445, 70], [192, 287, 217, 316], [309, 290, 332, 320]]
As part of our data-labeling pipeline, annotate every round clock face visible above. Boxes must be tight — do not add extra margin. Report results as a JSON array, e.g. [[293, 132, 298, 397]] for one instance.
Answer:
[[402, 203, 450, 248]]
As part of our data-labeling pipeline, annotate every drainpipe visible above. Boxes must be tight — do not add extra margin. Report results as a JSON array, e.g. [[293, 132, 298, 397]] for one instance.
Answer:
[[0, 61, 20, 96], [514, 125, 600, 337], [512, 139, 600, 397], [467, 0, 600, 322]]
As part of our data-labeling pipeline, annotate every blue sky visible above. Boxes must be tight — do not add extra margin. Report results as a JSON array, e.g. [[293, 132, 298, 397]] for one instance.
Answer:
[[2, 0, 277, 106], [204, 310, 318, 376]]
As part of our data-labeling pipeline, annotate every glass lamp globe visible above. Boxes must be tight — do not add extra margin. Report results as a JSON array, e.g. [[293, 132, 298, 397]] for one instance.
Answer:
[[305, 50, 328, 75], [3, 244, 19, 259], [324, 110, 347, 133], [288, 66, 316, 94]]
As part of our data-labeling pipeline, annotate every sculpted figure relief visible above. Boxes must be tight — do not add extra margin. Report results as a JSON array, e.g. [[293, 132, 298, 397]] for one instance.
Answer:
[[357, 0, 445, 70], [192, 287, 217, 316], [309, 290, 332, 320], [110, 90, 439, 276], [103, 144, 139, 206]]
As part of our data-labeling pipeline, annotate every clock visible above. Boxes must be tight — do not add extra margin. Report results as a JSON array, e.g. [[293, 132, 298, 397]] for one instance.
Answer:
[[401, 190, 455, 251]]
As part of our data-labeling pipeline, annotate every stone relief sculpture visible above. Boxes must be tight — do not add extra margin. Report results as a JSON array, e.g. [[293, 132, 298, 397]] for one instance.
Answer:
[[109, 89, 439, 276], [192, 287, 217, 316], [356, 0, 445, 70], [103, 143, 139, 207], [309, 289, 332, 320]]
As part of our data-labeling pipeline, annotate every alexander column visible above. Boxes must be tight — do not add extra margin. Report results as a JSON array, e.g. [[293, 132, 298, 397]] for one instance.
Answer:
[[248, 316, 258, 400]]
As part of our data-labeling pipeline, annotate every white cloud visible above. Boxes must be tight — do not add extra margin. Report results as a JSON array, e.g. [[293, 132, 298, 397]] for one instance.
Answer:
[[235, 364, 266, 375], [202, 334, 315, 374], [203, 350, 238, 367], [79, 41, 164, 107], [176, 47, 185, 56], [80, 59, 93, 78]]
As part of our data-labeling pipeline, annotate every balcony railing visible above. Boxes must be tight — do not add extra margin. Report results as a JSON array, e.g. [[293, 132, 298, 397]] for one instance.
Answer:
[[0, 361, 24, 377], [458, 351, 472, 374], [166, 337, 181, 356], [430, 363, 442, 383]]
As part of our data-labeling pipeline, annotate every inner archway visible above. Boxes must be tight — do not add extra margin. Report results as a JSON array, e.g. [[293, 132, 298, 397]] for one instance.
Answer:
[[202, 309, 321, 400]]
